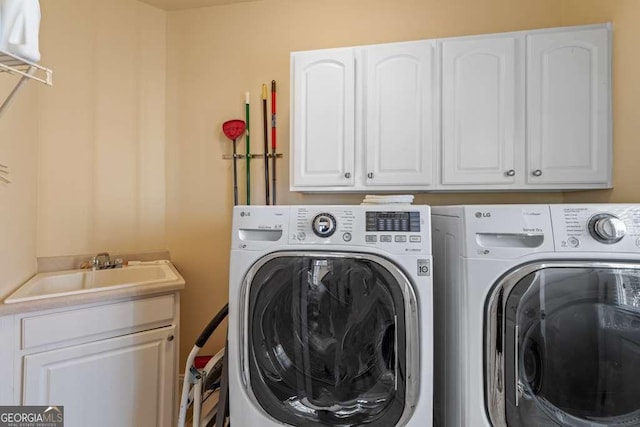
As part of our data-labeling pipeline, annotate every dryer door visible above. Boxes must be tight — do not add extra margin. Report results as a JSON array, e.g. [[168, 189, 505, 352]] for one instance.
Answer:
[[488, 263, 640, 427], [241, 252, 419, 426]]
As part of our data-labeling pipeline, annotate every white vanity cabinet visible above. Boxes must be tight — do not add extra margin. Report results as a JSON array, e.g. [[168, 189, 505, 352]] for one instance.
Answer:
[[0, 316, 15, 404], [438, 23, 611, 190], [8, 293, 179, 427], [290, 40, 436, 192]]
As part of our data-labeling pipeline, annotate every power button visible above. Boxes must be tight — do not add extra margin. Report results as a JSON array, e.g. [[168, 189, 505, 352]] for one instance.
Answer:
[[567, 237, 580, 248], [343, 232, 352, 242]]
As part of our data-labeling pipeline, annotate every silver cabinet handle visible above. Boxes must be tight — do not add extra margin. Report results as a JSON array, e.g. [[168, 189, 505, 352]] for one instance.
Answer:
[[344, 172, 351, 179], [367, 172, 374, 179], [532, 169, 542, 177], [505, 169, 516, 177]]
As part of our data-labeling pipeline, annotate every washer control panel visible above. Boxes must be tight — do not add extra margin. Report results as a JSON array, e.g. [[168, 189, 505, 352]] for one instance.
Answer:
[[290, 205, 431, 254], [550, 205, 640, 252]]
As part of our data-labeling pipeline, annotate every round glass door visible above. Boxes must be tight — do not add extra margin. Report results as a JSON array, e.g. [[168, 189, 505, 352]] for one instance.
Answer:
[[243, 253, 418, 426], [499, 266, 640, 426]]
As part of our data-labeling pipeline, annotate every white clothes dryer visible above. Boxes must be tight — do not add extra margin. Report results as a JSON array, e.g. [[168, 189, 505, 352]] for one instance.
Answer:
[[432, 204, 640, 427], [227, 205, 433, 426]]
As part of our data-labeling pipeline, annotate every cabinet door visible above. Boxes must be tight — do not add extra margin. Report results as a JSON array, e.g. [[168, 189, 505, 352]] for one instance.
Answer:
[[527, 27, 611, 185], [291, 48, 355, 187], [363, 41, 435, 186], [23, 326, 176, 427], [0, 316, 14, 405], [441, 36, 521, 185]]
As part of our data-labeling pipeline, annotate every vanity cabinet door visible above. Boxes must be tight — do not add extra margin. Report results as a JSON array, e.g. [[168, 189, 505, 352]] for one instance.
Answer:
[[526, 26, 611, 185], [0, 315, 15, 404], [23, 326, 176, 427], [440, 36, 522, 186]]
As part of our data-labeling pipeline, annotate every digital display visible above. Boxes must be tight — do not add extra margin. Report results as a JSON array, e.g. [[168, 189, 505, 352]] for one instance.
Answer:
[[366, 211, 420, 232]]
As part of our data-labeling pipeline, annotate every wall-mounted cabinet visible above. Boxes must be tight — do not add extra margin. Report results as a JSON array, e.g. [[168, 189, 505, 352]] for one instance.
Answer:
[[440, 34, 522, 187], [290, 23, 611, 192], [290, 40, 436, 192], [526, 27, 610, 187]]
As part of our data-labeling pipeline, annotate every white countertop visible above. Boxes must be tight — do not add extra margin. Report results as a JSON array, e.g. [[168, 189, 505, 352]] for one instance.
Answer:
[[0, 254, 185, 316]]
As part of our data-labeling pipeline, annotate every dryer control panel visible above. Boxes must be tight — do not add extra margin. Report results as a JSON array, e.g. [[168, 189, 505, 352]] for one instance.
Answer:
[[550, 205, 640, 252]]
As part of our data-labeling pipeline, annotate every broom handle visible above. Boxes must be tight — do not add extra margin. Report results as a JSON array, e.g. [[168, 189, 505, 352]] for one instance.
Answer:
[[232, 138, 239, 206], [262, 84, 270, 205]]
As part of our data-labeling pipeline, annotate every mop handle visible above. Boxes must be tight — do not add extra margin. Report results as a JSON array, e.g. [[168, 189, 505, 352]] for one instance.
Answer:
[[271, 80, 277, 205], [245, 92, 251, 205], [262, 84, 270, 205], [232, 138, 239, 206]]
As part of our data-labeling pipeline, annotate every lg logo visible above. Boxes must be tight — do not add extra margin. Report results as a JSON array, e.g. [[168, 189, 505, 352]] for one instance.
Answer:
[[240, 211, 251, 217], [475, 212, 491, 218]]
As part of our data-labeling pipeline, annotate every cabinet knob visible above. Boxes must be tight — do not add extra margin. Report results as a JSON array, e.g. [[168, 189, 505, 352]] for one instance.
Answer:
[[344, 172, 351, 179], [367, 172, 374, 179], [505, 169, 516, 177], [532, 169, 543, 177], [167, 335, 174, 342]]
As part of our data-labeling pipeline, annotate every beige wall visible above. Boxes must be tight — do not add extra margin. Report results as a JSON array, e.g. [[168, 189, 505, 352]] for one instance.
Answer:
[[36, 0, 167, 258], [561, 0, 640, 203], [0, 79, 38, 299], [3, 0, 638, 366], [166, 0, 567, 359]]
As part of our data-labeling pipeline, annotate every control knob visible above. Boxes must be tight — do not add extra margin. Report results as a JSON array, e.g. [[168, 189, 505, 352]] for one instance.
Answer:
[[312, 213, 337, 238], [588, 214, 627, 244]]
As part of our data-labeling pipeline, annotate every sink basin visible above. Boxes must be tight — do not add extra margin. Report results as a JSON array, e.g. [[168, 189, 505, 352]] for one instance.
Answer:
[[4, 261, 183, 304]]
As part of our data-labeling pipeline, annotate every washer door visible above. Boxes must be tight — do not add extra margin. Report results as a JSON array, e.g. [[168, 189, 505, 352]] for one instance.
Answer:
[[242, 252, 419, 426], [487, 263, 640, 426]]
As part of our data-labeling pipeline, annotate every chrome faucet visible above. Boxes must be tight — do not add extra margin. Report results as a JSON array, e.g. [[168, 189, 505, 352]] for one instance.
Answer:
[[90, 252, 123, 270]]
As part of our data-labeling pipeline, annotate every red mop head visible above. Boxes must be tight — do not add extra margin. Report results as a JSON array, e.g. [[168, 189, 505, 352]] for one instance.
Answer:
[[222, 119, 246, 140]]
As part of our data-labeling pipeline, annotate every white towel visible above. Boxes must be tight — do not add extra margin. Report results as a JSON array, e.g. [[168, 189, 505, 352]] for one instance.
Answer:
[[0, 0, 41, 62]]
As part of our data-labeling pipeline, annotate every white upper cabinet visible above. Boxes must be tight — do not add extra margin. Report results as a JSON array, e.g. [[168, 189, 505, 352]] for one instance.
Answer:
[[440, 36, 522, 186], [291, 41, 436, 192], [291, 48, 355, 188], [526, 26, 611, 185], [290, 23, 612, 192], [362, 40, 435, 187]]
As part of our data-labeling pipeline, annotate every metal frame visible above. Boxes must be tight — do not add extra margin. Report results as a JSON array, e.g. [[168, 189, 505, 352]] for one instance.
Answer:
[[485, 260, 640, 426], [238, 250, 422, 426], [1, 49, 52, 119]]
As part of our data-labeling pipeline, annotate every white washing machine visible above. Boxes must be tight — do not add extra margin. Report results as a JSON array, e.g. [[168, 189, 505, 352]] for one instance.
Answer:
[[227, 205, 433, 426], [432, 204, 640, 427]]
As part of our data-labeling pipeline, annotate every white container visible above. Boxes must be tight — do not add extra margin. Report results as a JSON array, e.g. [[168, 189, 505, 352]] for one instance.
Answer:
[[0, 0, 41, 62]]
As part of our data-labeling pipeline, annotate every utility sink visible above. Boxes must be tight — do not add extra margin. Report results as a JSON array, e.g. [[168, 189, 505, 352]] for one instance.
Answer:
[[4, 261, 183, 304]]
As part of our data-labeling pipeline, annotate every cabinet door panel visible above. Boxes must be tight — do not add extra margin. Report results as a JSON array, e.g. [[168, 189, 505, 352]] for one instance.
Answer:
[[364, 41, 435, 186], [291, 49, 355, 187], [527, 27, 610, 184], [441, 36, 520, 185], [23, 326, 175, 427]]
